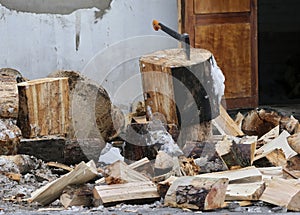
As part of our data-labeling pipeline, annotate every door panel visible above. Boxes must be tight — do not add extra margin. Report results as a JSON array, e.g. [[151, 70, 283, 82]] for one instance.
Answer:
[[180, 0, 258, 109], [194, 0, 251, 14], [195, 23, 251, 98]]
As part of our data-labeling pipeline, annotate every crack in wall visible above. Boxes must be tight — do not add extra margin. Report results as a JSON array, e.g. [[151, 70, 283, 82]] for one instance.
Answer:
[[0, 0, 112, 18]]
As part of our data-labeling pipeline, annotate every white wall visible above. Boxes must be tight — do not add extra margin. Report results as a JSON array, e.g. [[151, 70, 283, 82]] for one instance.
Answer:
[[0, 0, 178, 109]]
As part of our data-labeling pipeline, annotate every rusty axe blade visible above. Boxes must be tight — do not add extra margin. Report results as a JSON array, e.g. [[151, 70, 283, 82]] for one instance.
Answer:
[[152, 20, 190, 60]]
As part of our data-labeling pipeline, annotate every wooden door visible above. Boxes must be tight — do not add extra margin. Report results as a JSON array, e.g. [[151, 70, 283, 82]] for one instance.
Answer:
[[179, 0, 258, 109]]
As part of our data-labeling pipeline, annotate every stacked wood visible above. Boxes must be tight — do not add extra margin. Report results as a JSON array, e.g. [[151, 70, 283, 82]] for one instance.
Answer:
[[29, 160, 98, 205], [260, 178, 300, 211], [17, 78, 69, 138], [164, 176, 229, 210], [93, 181, 160, 206], [48, 70, 117, 142]]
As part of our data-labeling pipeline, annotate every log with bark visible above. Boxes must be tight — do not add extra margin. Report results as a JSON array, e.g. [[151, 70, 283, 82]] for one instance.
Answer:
[[164, 176, 229, 210], [48, 70, 119, 142], [140, 48, 224, 147], [0, 68, 26, 119]]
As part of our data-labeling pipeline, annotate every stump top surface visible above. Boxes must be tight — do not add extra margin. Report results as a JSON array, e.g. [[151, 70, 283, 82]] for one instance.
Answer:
[[140, 48, 212, 67]]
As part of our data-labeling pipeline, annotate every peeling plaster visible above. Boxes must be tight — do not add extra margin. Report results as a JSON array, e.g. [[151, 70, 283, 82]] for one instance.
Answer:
[[0, 0, 112, 18]]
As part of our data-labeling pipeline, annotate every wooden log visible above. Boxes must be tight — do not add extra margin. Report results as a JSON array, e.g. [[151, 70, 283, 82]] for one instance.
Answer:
[[242, 109, 281, 138], [258, 167, 284, 180], [254, 130, 297, 162], [197, 166, 262, 184], [226, 181, 265, 201], [48, 70, 117, 141], [0, 119, 21, 155], [281, 115, 300, 134], [164, 176, 229, 210], [29, 160, 98, 205], [17, 78, 69, 138], [212, 105, 244, 137], [234, 112, 245, 131], [260, 178, 300, 211], [60, 184, 93, 208], [140, 48, 221, 127], [93, 181, 160, 206], [0, 68, 26, 119], [104, 160, 149, 185]]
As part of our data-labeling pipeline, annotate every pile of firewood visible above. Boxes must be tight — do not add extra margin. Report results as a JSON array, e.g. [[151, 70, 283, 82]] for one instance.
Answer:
[[1, 67, 300, 212]]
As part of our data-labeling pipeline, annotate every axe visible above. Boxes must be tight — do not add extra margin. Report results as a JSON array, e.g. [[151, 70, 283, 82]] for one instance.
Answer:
[[152, 20, 190, 60]]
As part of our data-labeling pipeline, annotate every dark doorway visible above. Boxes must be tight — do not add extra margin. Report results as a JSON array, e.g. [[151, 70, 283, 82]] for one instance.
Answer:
[[258, 0, 300, 105]]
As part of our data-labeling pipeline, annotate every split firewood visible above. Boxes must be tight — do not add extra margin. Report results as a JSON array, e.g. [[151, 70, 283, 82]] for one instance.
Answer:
[[225, 181, 265, 201], [0, 68, 26, 119], [254, 130, 297, 162], [95, 157, 153, 184], [234, 112, 245, 131], [93, 181, 160, 206], [216, 136, 256, 169], [255, 148, 287, 167], [179, 156, 201, 176], [154, 151, 174, 176], [242, 109, 281, 138], [287, 132, 300, 154], [17, 78, 69, 138], [164, 176, 229, 210], [258, 166, 284, 180], [212, 105, 244, 137], [197, 166, 262, 184], [257, 125, 280, 148], [286, 155, 300, 171], [60, 184, 93, 208], [260, 178, 300, 211], [47, 162, 73, 172], [29, 160, 98, 205], [104, 160, 150, 185], [183, 140, 227, 173]]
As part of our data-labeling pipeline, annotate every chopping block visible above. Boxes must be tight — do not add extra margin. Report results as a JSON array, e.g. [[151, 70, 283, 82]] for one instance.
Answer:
[[139, 48, 224, 145]]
